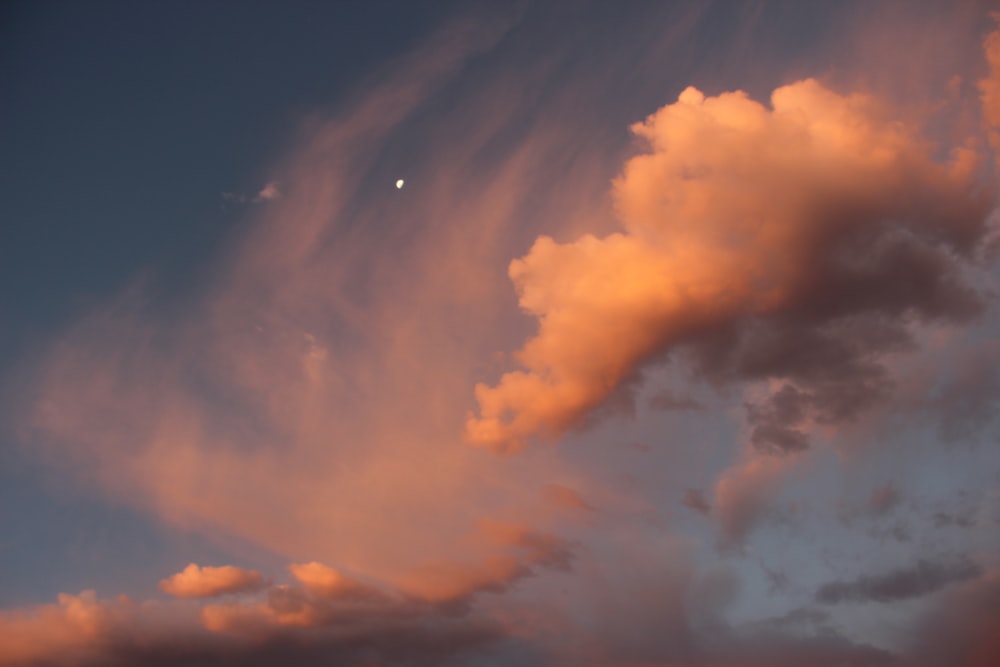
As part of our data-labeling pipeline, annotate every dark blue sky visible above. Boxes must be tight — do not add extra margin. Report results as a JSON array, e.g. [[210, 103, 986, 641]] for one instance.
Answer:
[[0, 1, 458, 343], [0, 0, 464, 606]]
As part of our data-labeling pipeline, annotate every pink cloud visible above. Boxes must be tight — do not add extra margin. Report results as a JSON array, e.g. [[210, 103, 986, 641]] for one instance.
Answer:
[[467, 76, 995, 453], [159, 563, 266, 598], [252, 181, 281, 202]]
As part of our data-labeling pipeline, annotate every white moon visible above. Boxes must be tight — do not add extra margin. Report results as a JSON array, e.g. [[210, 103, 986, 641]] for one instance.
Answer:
[[395, 179, 405, 189]]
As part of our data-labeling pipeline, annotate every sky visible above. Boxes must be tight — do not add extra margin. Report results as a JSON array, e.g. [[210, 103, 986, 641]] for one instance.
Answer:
[[1, 1, 999, 665]]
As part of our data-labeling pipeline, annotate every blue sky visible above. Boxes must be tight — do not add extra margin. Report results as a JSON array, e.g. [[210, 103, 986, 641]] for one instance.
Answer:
[[1, 2, 999, 666]]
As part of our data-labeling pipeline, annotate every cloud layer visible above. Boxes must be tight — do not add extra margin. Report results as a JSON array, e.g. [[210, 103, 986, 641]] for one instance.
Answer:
[[5, 4, 1000, 667]]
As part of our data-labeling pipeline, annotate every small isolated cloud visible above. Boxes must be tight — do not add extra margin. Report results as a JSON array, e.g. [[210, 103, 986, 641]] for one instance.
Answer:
[[220, 181, 281, 205], [253, 181, 281, 202], [159, 563, 266, 599], [815, 557, 983, 605]]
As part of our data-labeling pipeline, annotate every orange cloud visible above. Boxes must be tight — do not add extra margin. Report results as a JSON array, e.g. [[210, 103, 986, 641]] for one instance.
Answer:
[[0, 591, 120, 666], [980, 17, 1000, 151], [0, 574, 505, 666], [23, 6, 579, 602], [159, 563, 266, 598], [287, 562, 380, 601], [542, 483, 596, 513], [711, 449, 799, 549], [467, 77, 995, 453]]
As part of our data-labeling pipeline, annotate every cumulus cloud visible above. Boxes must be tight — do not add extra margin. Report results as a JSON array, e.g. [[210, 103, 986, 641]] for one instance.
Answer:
[[0, 591, 130, 667], [815, 556, 983, 605], [159, 563, 266, 599], [0, 555, 550, 667], [10, 6, 1000, 667], [0, 583, 506, 667], [286, 562, 375, 600], [467, 77, 994, 453]]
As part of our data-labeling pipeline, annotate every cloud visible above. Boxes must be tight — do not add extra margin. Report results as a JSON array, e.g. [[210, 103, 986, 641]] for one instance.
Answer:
[[253, 181, 281, 202], [466, 77, 994, 453], [396, 522, 576, 604], [0, 591, 129, 667], [647, 388, 703, 412], [542, 483, 595, 512], [815, 556, 983, 605], [903, 569, 1000, 667], [743, 383, 811, 455], [867, 482, 902, 517], [980, 14, 1000, 155], [221, 182, 282, 205], [681, 488, 711, 516], [9, 6, 1000, 667], [159, 563, 266, 599], [286, 562, 376, 600], [22, 4, 576, 604], [0, 584, 507, 667], [712, 451, 798, 548]]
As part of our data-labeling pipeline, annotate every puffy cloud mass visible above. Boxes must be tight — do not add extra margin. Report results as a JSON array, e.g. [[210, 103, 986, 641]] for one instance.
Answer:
[[467, 78, 994, 453], [0, 566, 508, 667], [159, 563, 266, 598]]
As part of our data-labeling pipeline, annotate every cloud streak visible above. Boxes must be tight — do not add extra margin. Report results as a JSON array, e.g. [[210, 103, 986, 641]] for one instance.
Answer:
[[816, 557, 984, 605]]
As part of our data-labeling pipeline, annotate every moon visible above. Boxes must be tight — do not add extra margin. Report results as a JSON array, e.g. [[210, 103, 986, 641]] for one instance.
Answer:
[[395, 179, 405, 189]]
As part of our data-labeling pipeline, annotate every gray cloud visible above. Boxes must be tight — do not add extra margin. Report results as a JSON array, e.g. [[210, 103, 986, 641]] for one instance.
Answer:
[[682, 488, 712, 516], [816, 557, 983, 605]]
